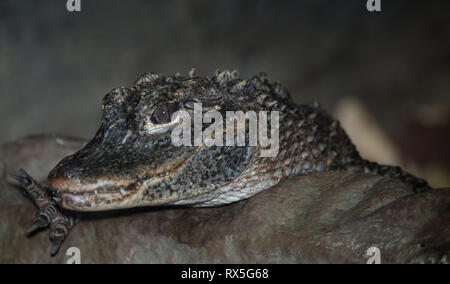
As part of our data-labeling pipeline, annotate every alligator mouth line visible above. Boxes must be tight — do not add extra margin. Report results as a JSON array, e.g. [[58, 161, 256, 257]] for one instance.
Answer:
[[55, 187, 137, 211], [49, 177, 139, 210]]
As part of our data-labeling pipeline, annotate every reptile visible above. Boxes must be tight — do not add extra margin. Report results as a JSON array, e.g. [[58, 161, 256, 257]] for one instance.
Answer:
[[10, 70, 431, 255]]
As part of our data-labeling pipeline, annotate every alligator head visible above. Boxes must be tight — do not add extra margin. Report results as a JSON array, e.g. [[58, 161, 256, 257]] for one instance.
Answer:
[[47, 70, 286, 211]]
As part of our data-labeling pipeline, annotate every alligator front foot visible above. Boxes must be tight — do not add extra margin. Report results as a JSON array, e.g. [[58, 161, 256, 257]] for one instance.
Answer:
[[10, 169, 77, 255]]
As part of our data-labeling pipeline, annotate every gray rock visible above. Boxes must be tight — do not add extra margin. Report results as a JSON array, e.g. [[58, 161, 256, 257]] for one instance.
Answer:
[[0, 135, 449, 263]]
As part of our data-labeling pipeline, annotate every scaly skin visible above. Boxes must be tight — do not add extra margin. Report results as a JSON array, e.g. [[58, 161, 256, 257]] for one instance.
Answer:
[[11, 70, 430, 255]]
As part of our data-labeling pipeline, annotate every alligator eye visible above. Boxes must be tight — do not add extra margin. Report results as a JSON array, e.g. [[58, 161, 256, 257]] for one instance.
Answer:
[[150, 103, 179, 124]]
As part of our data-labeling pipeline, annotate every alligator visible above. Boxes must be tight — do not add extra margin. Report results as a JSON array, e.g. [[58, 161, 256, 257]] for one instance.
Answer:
[[11, 70, 430, 255]]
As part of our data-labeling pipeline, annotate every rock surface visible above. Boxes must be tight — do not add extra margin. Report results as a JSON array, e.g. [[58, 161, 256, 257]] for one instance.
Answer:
[[0, 135, 449, 264]]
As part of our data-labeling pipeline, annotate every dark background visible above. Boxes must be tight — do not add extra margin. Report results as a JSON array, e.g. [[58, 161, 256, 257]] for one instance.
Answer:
[[1, 0, 449, 184]]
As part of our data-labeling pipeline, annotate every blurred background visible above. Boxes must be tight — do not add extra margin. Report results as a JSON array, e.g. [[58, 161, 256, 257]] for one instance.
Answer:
[[0, 0, 449, 186]]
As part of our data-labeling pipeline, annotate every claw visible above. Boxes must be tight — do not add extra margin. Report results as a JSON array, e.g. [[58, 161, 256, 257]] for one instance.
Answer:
[[49, 221, 72, 256], [50, 237, 63, 256], [8, 171, 32, 187], [26, 218, 48, 234]]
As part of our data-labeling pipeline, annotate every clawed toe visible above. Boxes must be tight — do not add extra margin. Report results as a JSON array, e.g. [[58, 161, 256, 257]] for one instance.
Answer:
[[10, 169, 77, 255], [9, 170, 32, 187], [26, 216, 49, 234], [49, 214, 77, 255]]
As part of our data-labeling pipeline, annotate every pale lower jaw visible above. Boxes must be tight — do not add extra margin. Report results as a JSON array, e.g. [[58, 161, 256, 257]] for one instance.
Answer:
[[56, 189, 132, 212]]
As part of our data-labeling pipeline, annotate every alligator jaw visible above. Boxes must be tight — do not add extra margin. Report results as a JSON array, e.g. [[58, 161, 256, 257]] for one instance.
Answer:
[[48, 176, 138, 211]]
